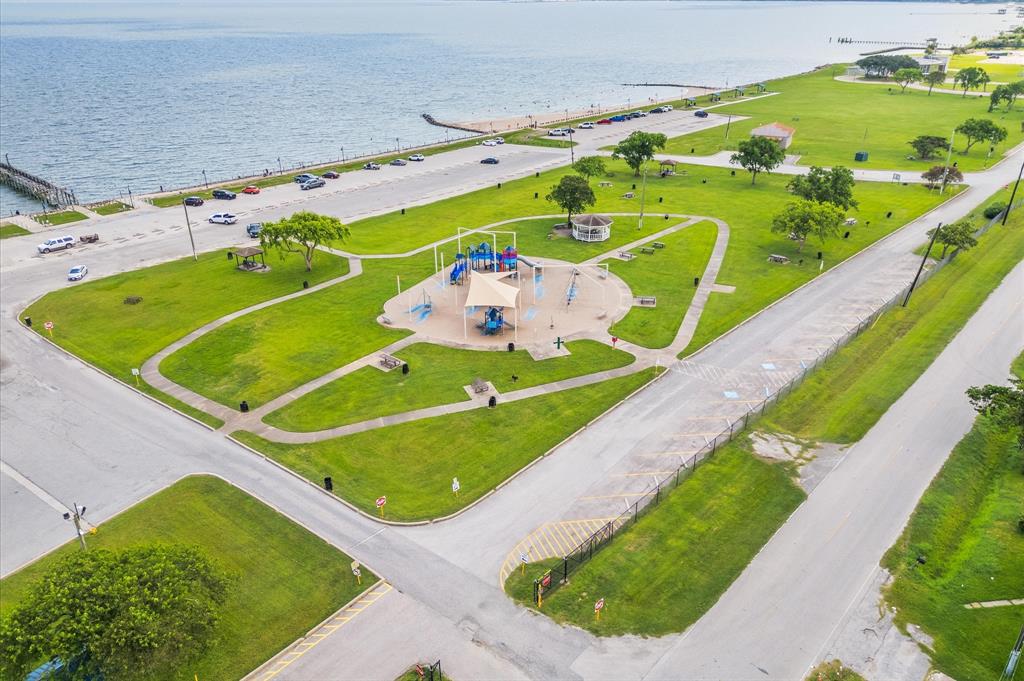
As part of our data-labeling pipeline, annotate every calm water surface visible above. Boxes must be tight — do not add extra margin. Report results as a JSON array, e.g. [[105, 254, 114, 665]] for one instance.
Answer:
[[0, 0, 1008, 212]]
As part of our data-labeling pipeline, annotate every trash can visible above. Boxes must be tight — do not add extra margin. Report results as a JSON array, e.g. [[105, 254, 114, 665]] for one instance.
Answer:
[[507, 342, 515, 352], [854, 151, 869, 162], [240, 400, 249, 413], [402, 363, 410, 375], [488, 396, 497, 408], [324, 476, 333, 491]]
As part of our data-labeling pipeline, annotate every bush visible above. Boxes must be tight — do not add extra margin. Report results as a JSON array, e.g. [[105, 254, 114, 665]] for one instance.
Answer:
[[983, 202, 1006, 219]]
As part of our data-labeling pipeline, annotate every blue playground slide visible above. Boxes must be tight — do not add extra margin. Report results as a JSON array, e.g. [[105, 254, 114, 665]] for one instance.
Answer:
[[450, 259, 467, 284]]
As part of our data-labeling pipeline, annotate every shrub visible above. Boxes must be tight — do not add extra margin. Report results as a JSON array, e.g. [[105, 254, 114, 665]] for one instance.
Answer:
[[983, 202, 1007, 219]]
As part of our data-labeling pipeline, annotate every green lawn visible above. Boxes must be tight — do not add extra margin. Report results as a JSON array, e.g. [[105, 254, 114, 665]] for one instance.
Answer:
[[947, 53, 1024, 83], [264, 340, 634, 432], [148, 134, 501, 208], [604, 220, 718, 348], [661, 66, 1024, 171], [0, 222, 31, 239], [0, 475, 374, 681], [764, 205, 1024, 443], [235, 368, 659, 521], [882, 400, 1024, 681], [505, 128, 575, 149], [92, 201, 132, 216], [161, 254, 430, 409], [805, 660, 867, 681], [504, 441, 804, 636], [33, 209, 88, 226], [22, 249, 348, 388]]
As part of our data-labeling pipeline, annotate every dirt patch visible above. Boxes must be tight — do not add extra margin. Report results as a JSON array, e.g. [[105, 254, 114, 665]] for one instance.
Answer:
[[749, 431, 848, 492]]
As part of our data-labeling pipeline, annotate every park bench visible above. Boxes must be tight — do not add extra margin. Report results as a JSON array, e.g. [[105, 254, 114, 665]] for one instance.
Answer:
[[618, 251, 635, 260], [767, 254, 790, 264], [622, 192, 635, 199], [640, 247, 655, 255], [472, 378, 490, 394], [598, 181, 613, 188], [379, 354, 402, 370], [635, 296, 657, 306], [844, 217, 857, 226], [651, 242, 665, 249]]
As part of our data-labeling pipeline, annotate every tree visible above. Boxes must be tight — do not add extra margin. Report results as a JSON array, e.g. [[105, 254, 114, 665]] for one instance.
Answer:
[[1005, 80, 1024, 109], [0, 546, 229, 681], [953, 66, 988, 96], [731, 136, 785, 185], [966, 376, 1024, 449], [546, 174, 596, 225], [855, 55, 918, 78], [989, 84, 1010, 112], [924, 70, 946, 95], [892, 67, 923, 93], [955, 118, 1008, 153], [908, 135, 950, 160], [611, 131, 668, 176], [921, 165, 964, 188], [978, 69, 992, 91], [770, 199, 846, 252], [925, 218, 978, 258], [572, 156, 606, 183], [787, 165, 858, 210], [259, 211, 349, 272]]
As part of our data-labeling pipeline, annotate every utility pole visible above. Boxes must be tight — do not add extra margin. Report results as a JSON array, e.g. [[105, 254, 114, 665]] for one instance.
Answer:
[[1002, 158, 1024, 225], [725, 114, 732, 140], [940, 130, 955, 194], [127, 185, 135, 208], [181, 199, 198, 261], [568, 129, 575, 164], [202, 169, 208, 189], [63, 503, 89, 550], [903, 222, 941, 307]]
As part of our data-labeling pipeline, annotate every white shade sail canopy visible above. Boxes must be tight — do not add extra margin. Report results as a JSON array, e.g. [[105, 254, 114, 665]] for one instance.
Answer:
[[464, 271, 519, 309]]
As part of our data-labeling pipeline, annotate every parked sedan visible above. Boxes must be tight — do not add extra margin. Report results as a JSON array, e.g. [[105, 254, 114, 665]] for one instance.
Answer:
[[363, 162, 381, 170], [183, 196, 204, 206], [409, 154, 425, 162], [212, 188, 236, 200], [609, 115, 627, 122], [294, 173, 317, 183], [578, 121, 595, 129], [596, 118, 612, 125], [390, 158, 407, 166], [322, 170, 340, 179], [694, 110, 709, 118], [246, 223, 262, 238], [480, 157, 499, 165], [300, 177, 326, 190], [208, 212, 237, 224], [242, 185, 261, 194], [67, 264, 88, 281], [481, 139, 499, 147], [494, 137, 505, 144]]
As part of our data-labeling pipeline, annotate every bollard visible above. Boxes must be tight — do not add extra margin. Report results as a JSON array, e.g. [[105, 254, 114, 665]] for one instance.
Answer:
[[401, 208, 405, 215], [535, 171, 539, 178], [497, 182, 502, 189], [324, 476, 333, 491], [534, 192, 538, 199], [730, 170, 736, 176], [402, 363, 410, 375], [23, 317, 31, 327], [817, 251, 823, 260], [240, 400, 249, 413]]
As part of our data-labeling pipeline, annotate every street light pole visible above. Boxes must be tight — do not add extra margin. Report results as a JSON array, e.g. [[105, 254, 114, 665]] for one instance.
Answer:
[[638, 163, 649, 232], [127, 185, 135, 208], [202, 169, 208, 189], [181, 199, 198, 261], [568, 129, 575, 165], [340, 146, 345, 162], [277, 157, 283, 174], [63, 503, 88, 551]]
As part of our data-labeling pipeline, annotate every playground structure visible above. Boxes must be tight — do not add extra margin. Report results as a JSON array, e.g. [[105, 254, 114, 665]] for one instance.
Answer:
[[381, 251, 631, 350]]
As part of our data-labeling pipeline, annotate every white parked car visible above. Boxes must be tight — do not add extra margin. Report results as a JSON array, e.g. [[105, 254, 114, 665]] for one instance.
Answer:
[[481, 139, 499, 147], [37, 235, 75, 254], [494, 137, 505, 144], [208, 213, 237, 224], [662, 104, 674, 111], [67, 264, 88, 281], [409, 154, 425, 162], [578, 122, 595, 129], [547, 128, 568, 137]]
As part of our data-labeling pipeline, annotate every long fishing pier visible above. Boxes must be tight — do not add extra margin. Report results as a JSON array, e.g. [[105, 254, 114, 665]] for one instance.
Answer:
[[0, 161, 77, 208]]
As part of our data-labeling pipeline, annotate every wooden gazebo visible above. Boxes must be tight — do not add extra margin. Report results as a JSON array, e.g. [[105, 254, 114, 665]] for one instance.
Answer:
[[570, 214, 613, 242], [659, 159, 678, 176], [228, 245, 267, 271]]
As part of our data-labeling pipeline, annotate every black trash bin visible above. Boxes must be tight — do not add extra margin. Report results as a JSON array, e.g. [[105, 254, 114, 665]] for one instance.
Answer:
[[240, 400, 249, 413], [324, 476, 333, 491], [488, 395, 497, 408], [402, 363, 410, 375], [23, 317, 31, 327], [507, 342, 515, 352]]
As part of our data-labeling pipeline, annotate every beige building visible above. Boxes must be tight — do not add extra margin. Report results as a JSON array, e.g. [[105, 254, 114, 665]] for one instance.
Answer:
[[750, 122, 796, 150]]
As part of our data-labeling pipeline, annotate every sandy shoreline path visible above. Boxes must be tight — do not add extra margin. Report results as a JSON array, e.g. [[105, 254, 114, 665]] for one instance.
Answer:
[[453, 86, 718, 133]]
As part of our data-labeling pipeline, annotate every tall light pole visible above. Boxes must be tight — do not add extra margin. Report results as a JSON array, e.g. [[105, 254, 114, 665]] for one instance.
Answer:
[[940, 130, 955, 195], [638, 162, 649, 232], [568, 129, 575, 165], [202, 169, 208, 189], [277, 157, 283, 174], [396, 137, 400, 152], [340, 146, 345, 162], [62, 503, 89, 551], [181, 199, 198, 261]]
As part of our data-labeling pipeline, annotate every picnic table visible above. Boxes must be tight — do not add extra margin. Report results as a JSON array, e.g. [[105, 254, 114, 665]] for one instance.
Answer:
[[767, 254, 790, 264], [635, 296, 657, 306], [618, 251, 636, 260], [379, 354, 402, 369], [640, 247, 655, 255], [472, 378, 490, 394]]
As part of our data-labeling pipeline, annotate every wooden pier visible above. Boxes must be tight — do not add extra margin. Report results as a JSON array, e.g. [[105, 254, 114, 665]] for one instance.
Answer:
[[0, 160, 77, 208]]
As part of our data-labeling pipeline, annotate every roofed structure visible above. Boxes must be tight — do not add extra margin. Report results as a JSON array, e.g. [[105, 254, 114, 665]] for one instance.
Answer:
[[570, 214, 613, 242], [750, 122, 796, 149]]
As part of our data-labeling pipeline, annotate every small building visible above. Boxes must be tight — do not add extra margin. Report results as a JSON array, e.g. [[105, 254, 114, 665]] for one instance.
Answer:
[[912, 55, 949, 74], [570, 214, 613, 242], [228, 245, 267, 271], [750, 122, 796, 150]]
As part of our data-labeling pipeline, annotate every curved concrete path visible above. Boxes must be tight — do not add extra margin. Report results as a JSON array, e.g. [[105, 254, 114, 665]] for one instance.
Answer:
[[140, 213, 729, 441]]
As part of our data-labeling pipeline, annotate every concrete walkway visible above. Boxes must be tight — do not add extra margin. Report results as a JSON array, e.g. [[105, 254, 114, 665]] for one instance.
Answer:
[[667, 217, 730, 355]]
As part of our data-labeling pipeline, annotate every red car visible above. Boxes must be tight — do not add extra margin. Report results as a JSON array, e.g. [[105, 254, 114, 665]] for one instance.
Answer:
[[596, 118, 613, 125], [322, 171, 340, 179], [242, 186, 261, 194]]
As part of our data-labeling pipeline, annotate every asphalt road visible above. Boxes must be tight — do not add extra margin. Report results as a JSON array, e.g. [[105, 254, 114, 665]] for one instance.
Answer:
[[1, 108, 1021, 678]]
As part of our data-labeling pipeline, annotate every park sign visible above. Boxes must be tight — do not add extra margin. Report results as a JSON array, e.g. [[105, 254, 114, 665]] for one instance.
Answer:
[[595, 598, 605, 612], [44, 321, 53, 330], [452, 477, 460, 493], [375, 496, 387, 508]]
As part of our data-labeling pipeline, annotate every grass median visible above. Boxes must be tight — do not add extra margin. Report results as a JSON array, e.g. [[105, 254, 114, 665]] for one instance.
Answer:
[[504, 440, 804, 636], [34, 209, 87, 226], [0, 475, 374, 681], [881, 366, 1024, 681], [763, 206, 1024, 443], [662, 66, 1024, 171], [0, 223, 31, 239], [604, 220, 718, 348], [92, 201, 133, 216], [235, 368, 659, 521], [264, 340, 634, 432]]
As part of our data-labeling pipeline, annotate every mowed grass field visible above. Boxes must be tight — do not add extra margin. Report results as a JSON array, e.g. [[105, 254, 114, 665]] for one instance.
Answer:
[[0, 475, 373, 681], [0, 222, 31, 239], [882, 400, 1024, 681], [660, 66, 1024, 171], [236, 368, 659, 521], [947, 52, 1024, 83], [505, 441, 804, 636], [264, 340, 634, 432], [604, 220, 718, 348], [764, 204, 1024, 443]]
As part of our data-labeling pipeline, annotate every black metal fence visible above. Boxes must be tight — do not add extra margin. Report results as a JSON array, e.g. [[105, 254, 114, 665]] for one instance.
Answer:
[[530, 200, 1020, 606]]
